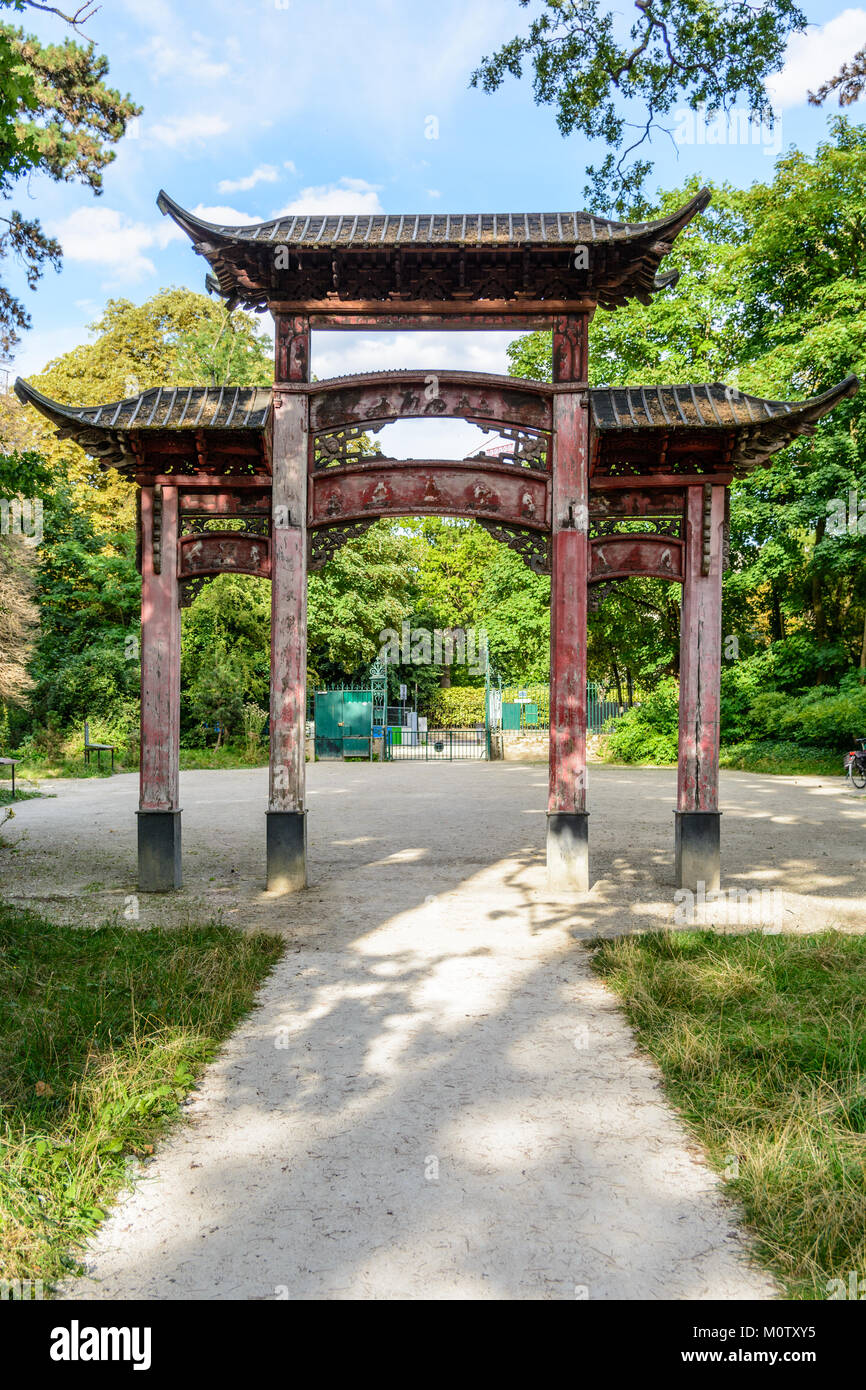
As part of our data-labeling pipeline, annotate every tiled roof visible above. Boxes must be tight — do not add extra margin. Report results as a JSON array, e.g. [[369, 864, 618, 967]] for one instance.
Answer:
[[157, 190, 711, 251], [15, 374, 858, 474]]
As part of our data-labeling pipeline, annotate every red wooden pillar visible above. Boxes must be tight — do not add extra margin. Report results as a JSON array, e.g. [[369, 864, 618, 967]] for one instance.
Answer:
[[675, 482, 725, 890], [267, 313, 310, 892], [138, 483, 182, 890], [547, 314, 590, 890]]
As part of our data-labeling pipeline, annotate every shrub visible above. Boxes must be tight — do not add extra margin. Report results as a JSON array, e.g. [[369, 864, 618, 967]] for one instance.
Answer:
[[242, 701, 267, 754], [603, 679, 679, 764], [423, 685, 486, 727]]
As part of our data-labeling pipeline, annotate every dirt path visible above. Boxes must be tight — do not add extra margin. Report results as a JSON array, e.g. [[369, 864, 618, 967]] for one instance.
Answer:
[[4, 762, 863, 1299]]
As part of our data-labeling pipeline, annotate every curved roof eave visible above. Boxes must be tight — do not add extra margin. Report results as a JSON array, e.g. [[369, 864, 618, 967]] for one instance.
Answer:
[[155, 187, 711, 252]]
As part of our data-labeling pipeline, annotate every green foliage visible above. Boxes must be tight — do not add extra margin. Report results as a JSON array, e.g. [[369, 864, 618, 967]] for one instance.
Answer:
[[180, 573, 271, 722], [307, 521, 416, 683], [186, 650, 246, 748], [242, 701, 268, 755], [0, 901, 283, 1286], [718, 742, 843, 777], [592, 931, 866, 1297], [602, 678, 680, 764], [0, 3, 141, 351], [471, 0, 806, 209], [422, 685, 487, 727], [747, 684, 866, 751]]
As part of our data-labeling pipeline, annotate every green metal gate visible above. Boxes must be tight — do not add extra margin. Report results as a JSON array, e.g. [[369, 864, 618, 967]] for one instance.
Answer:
[[384, 727, 487, 760], [314, 690, 372, 759]]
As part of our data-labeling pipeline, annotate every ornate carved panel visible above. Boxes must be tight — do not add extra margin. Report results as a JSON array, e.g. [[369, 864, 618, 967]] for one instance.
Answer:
[[589, 487, 685, 517], [313, 425, 385, 470], [308, 520, 375, 571], [308, 373, 552, 435], [177, 532, 271, 579], [179, 574, 214, 608], [589, 535, 683, 584], [309, 461, 550, 530], [479, 522, 551, 575], [180, 515, 270, 537], [590, 516, 682, 540], [469, 425, 550, 472]]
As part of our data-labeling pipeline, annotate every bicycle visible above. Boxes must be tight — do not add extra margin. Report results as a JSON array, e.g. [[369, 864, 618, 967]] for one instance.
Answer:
[[844, 737, 866, 790]]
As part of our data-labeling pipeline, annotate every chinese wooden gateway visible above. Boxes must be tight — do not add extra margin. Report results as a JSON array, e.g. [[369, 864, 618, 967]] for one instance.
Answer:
[[16, 187, 858, 895]]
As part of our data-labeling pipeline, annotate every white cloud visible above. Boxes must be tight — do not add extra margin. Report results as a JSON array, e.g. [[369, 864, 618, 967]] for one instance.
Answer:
[[311, 330, 515, 458], [50, 206, 182, 283], [218, 165, 280, 194], [426, 189, 441, 199], [767, 8, 866, 109], [146, 113, 230, 149], [271, 177, 384, 218], [191, 204, 263, 227], [139, 34, 230, 83]]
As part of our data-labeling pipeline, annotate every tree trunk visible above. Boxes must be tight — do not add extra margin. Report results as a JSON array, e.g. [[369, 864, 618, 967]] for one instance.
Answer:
[[611, 656, 624, 709], [812, 516, 827, 644], [770, 581, 785, 643], [860, 606, 866, 679]]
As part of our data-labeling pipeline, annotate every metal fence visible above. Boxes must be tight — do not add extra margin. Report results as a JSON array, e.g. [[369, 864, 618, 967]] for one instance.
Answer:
[[385, 726, 488, 761], [495, 682, 623, 733]]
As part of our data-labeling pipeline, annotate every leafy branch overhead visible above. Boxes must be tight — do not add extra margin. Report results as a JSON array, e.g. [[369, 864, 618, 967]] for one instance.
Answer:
[[471, 0, 808, 210], [0, 1, 141, 353]]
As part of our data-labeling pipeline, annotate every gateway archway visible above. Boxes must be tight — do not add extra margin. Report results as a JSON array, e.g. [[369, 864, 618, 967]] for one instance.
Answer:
[[16, 187, 857, 896]]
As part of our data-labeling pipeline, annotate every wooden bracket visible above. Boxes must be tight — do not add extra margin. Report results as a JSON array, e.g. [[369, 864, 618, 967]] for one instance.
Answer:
[[701, 482, 713, 576]]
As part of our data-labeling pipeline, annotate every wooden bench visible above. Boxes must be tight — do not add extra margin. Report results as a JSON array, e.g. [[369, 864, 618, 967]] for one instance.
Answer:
[[0, 756, 22, 799], [84, 721, 115, 772]]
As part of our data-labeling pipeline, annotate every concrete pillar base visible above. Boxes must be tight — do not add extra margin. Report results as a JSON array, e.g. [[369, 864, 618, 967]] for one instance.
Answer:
[[674, 810, 721, 893], [137, 810, 182, 892], [546, 811, 589, 892], [266, 810, 307, 893]]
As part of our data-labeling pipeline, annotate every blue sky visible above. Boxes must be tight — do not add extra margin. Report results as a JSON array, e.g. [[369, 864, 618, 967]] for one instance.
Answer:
[[5, 0, 864, 456]]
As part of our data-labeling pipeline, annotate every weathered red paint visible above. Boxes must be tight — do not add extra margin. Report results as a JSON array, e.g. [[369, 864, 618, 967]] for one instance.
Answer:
[[548, 316, 589, 816], [677, 484, 725, 811], [310, 459, 550, 530], [306, 312, 559, 331], [269, 391, 308, 814], [553, 314, 589, 384], [269, 299, 597, 319], [179, 490, 271, 515], [178, 532, 271, 579], [589, 535, 683, 584], [275, 313, 310, 383], [308, 371, 553, 434], [590, 488, 684, 516], [139, 485, 180, 812]]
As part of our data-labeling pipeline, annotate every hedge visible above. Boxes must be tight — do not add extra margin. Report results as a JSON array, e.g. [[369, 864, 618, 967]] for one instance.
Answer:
[[423, 686, 487, 727]]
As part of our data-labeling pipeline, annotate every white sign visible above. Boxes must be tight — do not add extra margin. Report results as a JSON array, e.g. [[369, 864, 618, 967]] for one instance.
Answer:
[[399, 684, 407, 701]]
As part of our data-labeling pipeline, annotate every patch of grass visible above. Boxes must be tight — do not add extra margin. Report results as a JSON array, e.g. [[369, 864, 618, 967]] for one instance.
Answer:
[[591, 930, 866, 1299], [0, 789, 44, 807], [179, 746, 267, 770], [0, 902, 284, 1291], [11, 757, 127, 781], [719, 741, 843, 778], [594, 736, 843, 778]]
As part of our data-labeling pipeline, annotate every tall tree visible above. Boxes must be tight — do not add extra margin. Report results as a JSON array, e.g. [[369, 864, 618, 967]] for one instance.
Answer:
[[471, 0, 806, 210], [23, 287, 272, 530], [0, 1, 140, 352]]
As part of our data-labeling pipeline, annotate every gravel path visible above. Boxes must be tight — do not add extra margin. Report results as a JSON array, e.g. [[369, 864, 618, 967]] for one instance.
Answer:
[[5, 761, 862, 1300]]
